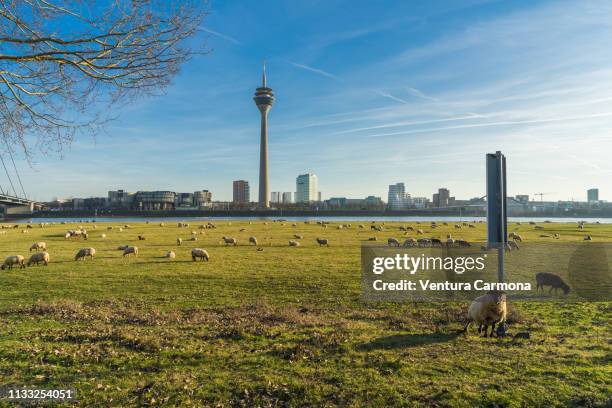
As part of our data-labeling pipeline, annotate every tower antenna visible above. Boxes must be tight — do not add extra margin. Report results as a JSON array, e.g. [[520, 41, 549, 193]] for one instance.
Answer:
[[262, 61, 267, 87]]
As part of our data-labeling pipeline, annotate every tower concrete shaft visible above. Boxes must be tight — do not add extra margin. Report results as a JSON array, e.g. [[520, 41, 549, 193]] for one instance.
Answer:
[[253, 63, 274, 208]]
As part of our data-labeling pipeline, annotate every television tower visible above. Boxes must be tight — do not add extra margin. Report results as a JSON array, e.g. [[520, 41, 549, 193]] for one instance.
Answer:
[[253, 62, 275, 208]]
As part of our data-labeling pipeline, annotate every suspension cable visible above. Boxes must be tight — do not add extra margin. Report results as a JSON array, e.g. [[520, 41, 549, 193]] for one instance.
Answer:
[[5, 142, 27, 199], [0, 154, 17, 197]]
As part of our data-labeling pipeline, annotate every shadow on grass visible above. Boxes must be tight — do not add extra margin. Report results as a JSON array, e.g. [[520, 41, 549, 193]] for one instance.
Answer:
[[358, 332, 461, 350]]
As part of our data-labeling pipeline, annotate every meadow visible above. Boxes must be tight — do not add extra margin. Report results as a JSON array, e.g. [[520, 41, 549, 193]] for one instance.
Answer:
[[0, 219, 610, 407]]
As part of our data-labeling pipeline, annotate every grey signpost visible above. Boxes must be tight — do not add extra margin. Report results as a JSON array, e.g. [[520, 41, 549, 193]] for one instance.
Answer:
[[486, 151, 507, 283], [486, 151, 508, 335]]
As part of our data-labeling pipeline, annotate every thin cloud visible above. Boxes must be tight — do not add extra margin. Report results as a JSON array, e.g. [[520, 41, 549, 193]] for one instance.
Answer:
[[287, 61, 338, 79], [199, 28, 242, 45], [374, 90, 409, 104], [366, 112, 612, 138], [406, 87, 439, 102]]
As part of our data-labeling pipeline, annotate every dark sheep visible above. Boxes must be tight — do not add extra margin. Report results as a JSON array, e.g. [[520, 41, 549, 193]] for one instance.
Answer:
[[535, 272, 570, 295]]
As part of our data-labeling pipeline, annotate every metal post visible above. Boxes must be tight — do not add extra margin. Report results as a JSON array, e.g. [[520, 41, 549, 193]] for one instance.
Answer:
[[486, 151, 507, 283]]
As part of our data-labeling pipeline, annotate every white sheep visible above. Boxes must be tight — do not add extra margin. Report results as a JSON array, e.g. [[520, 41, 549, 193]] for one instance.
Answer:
[[75, 247, 96, 261], [165, 251, 176, 259], [1, 255, 25, 270], [177, 238, 183, 246], [191, 248, 209, 261], [289, 240, 300, 247], [101, 234, 107, 239], [30, 242, 47, 252], [249, 236, 258, 246], [123, 246, 138, 257], [463, 291, 507, 337], [27, 251, 50, 266]]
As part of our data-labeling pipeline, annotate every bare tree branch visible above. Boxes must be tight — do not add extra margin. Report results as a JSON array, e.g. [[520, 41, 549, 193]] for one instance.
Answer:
[[0, 0, 208, 158]]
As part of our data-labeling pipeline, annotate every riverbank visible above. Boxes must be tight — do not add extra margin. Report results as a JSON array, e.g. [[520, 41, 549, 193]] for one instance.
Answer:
[[8, 207, 612, 220]]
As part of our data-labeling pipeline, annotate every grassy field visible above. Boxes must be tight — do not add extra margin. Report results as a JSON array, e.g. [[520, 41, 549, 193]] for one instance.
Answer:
[[0, 219, 610, 407]]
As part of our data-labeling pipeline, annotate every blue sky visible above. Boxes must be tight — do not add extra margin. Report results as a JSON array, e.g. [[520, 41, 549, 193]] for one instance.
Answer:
[[13, 0, 612, 202]]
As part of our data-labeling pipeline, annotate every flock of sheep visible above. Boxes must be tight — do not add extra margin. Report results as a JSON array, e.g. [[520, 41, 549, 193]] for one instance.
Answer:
[[0, 218, 584, 337]]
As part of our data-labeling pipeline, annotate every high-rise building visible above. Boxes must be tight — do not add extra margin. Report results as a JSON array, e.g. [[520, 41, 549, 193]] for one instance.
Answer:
[[295, 173, 318, 203], [587, 188, 599, 202], [432, 188, 451, 207], [254, 63, 275, 208], [270, 191, 281, 203], [193, 190, 212, 207], [107, 189, 133, 208], [233, 180, 250, 203], [387, 183, 410, 210], [282, 192, 292, 203]]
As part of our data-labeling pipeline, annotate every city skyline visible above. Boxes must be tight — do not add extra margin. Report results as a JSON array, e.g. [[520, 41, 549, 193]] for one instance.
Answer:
[[8, 0, 612, 202]]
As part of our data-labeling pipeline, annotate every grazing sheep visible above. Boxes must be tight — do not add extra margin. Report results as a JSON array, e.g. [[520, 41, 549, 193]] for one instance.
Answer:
[[509, 232, 523, 242], [190, 236, 198, 241], [417, 238, 431, 248], [578, 224, 584, 230], [431, 238, 443, 248], [529, 221, 536, 225], [406, 226, 414, 231], [107, 226, 113, 230], [553, 233, 560, 239], [416, 229, 424, 235], [387, 238, 400, 247], [403, 238, 417, 247], [456, 239, 471, 248], [249, 236, 258, 246], [468, 224, 476, 228], [289, 240, 300, 247], [316, 238, 329, 247], [368, 237, 378, 241], [74, 247, 96, 261], [27, 252, 50, 266], [177, 238, 183, 246], [138, 235, 146, 240], [454, 224, 462, 229], [123, 246, 138, 257], [293, 234, 303, 239], [222, 236, 237, 246], [191, 248, 209, 261], [64, 232, 71, 240], [535, 272, 570, 295], [463, 291, 507, 337], [160, 222, 165, 227], [506, 241, 520, 251], [358, 224, 365, 229], [1, 255, 26, 270], [584, 235, 592, 241], [29, 242, 46, 252], [165, 251, 176, 259]]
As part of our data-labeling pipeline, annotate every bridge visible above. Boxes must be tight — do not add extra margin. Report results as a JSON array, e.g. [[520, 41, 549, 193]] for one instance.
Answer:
[[0, 150, 40, 217]]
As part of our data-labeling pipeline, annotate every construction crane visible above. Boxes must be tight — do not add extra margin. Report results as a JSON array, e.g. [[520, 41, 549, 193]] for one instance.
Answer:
[[534, 192, 554, 202]]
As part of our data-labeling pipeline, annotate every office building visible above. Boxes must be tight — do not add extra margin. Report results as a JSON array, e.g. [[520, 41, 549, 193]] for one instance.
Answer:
[[282, 192, 292, 203], [387, 183, 410, 210], [588, 188, 599, 202], [270, 191, 281, 203], [233, 180, 250, 203], [193, 190, 212, 207], [295, 173, 318, 203]]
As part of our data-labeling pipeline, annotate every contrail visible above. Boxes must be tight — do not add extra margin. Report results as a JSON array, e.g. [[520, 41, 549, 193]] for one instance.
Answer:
[[287, 61, 338, 79], [199, 28, 242, 45]]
